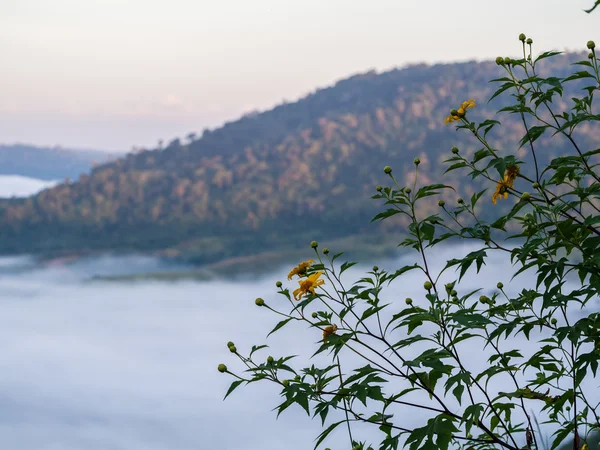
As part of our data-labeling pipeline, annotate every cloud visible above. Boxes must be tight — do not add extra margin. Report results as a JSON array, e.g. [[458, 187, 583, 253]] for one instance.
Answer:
[[0, 247, 597, 449]]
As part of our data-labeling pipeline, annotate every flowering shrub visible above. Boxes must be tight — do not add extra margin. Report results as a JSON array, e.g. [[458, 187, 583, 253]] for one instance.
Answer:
[[218, 23, 600, 450]]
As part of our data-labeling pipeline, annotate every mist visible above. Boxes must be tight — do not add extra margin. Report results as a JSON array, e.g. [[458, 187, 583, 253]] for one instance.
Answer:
[[0, 244, 597, 449]]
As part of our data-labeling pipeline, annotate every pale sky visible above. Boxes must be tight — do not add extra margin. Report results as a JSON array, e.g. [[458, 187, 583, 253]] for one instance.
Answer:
[[0, 0, 598, 151]]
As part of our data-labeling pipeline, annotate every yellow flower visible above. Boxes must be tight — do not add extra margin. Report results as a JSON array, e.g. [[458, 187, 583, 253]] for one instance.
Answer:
[[492, 165, 520, 204], [322, 324, 338, 340], [444, 99, 476, 125], [287, 260, 315, 280], [582, 444, 588, 450], [293, 272, 325, 300]]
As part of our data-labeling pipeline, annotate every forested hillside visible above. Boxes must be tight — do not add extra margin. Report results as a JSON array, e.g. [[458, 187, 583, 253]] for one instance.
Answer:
[[0, 144, 117, 181], [0, 52, 597, 263]]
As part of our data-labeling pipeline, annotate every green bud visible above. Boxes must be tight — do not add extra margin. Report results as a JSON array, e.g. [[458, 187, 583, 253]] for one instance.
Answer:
[[218, 364, 227, 373], [229, 345, 237, 353], [405, 187, 411, 194], [589, 52, 595, 59], [521, 192, 531, 201], [495, 56, 504, 65], [282, 379, 290, 386], [551, 318, 558, 325], [519, 33, 526, 42], [445, 283, 454, 292], [451, 146, 459, 154], [267, 356, 274, 363], [311, 312, 318, 319], [532, 182, 539, 189], [376, 185, 383, 192], [497, 282, 504, 289], [526, 38, 533, 45], [451, 296, 458, 302], [438, 199, 445, 207], [405, 298, 413, 305], [383, 165, 392, 174], [451, 290, 457, 296], [226, 341, 235, 348], [372, 265, 379, 272], [294, 375, 301, 381], [587, 40, 596, 50], [275, 281, 282, 288], [423, 281, 432, 290], [310, 241, 318, 249], [323, 247, 329, 255], [457, 198, 464, 204], [414, 158, 421, 165], [566, 406, 571, 411], [479, 295, 489, 304], [504, 57, 511, 65], [450, 108, 459, 116], [255, 297, 265, 306]]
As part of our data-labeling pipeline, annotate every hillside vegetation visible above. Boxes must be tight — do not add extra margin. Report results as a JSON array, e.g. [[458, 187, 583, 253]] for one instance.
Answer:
[[1, 52, 598, 264], [0, 144, 117, 181]]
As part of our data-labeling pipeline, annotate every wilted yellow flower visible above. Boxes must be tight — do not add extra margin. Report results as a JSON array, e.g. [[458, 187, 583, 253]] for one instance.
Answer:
[[293, 272, 325, 300], [492, 165, 520, 204], [444, 99, 476, 125], [322, 324, 338, 339], [287, 260, 315, 280]]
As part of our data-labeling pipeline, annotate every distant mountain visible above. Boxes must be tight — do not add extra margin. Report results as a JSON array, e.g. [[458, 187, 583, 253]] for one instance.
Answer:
[[0, 53, 598, 263], [0, 144, 118, 181]]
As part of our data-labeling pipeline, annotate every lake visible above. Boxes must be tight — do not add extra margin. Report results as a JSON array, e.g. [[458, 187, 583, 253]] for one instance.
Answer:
[[0, 244, 597, 449]]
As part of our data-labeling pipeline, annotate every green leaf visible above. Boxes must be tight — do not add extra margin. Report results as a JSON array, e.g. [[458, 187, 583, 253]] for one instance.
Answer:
[[313, 420, 344, 450], [267, 317, 294, 337], [223, 380, 245, 400]]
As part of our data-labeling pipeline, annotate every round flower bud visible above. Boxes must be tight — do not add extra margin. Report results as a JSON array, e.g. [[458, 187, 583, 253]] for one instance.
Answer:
[[526, 38, 533, 45], [229, 345, 237, 353], [405, 298, 413, 305], [227, 341, 235, 348], [495, 56, 504, 65], [414, 158, 421, 165], [451, 146, 459, 154], [423, 281, 432, 290], [503, 57, 511, 65], [275, 281, 282, 288], [310, 241, 318, 248], [551, 318, 558, 325], [438, 199, 445, 207], [532, 182, 539, 189], [450, 109, 459, 116], [587, 40, 596, 50], [519, 33, 526, 42], [218, 364, 227, 373], [479, 295, 489, 304], [282, 379, 290, 386], [589, 52, 595, 59], [383, 165, 392, 174], [376, 185, 383, 192], [267, 356, 274, 363], [323, 247, 329, 255], [566, 406, 571, 411], [311, 312, 318, 319], [451, 289, 457, 296], [405, 187, 412, 194], [372, 265, 379, 272], [255, 297, 265, 306], [457, 198, 464, 204], [521, 192, 531, 201], [451, 296, 458, 302], [294, 375, 301, 381], [497, 282, 504, 289]]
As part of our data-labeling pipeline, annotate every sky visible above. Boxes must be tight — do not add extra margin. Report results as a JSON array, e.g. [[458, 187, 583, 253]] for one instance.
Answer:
[[0, 0, 598, 151]]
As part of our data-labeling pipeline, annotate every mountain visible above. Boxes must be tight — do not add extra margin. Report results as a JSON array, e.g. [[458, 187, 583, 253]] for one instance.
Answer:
[[0, 53, 598, 264], [0, 144, 118, 181]]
